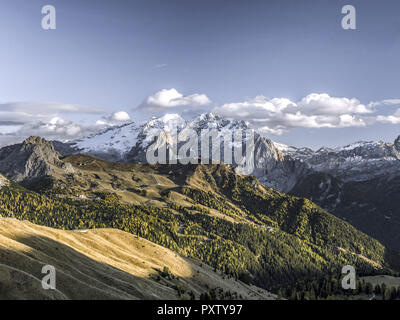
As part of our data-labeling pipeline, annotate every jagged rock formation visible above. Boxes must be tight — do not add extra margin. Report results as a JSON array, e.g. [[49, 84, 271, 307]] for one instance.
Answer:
[[394, 136, 400, 151], [276, 139, 400, 182], [0, 136, 74, 187]]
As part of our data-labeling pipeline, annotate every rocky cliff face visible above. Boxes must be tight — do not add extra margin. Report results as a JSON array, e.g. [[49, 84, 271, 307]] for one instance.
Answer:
[[394, 136, 400, 151], [0, 136, 74, 186], [251, 135, 310, 192]]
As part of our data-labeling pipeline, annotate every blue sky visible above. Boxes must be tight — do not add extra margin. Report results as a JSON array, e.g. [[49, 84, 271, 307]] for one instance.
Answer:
[[1, 0, 400, 148]]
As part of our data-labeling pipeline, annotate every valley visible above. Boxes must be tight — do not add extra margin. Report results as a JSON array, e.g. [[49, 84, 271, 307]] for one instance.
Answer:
[[0, 135, 400, 299]]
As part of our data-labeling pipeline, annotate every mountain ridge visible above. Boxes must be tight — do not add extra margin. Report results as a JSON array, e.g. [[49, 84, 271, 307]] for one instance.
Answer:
[[275, 138, 400, 182], [55, 113, 310, 193], [0, 136, 74, 189], [5, 113, 400, 253], [60, 115, 400, 252], [1, 136, 399, 293], [278, 137, 400, 251]]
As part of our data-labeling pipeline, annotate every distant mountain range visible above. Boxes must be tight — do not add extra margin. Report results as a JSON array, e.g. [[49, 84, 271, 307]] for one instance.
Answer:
[[282, 139, 400, 251], [1, 133, 399, 299], [45, 112, 400, 251], [275, 137, 400, 181], [55, 113, 309, 193]]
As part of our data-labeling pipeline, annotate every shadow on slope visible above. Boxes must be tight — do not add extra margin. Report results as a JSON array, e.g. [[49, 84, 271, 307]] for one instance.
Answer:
[[0, 220, 275, 300]]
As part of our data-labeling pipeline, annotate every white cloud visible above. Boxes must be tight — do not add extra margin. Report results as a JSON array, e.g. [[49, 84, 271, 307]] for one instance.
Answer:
[[0, 101, 113, 146], [0, 101, 103, 118], [297, 93, 372, 115], [0, 101, 104, 127], [109, 111, 131, 122], [376, 109, 400, 124], [95, 119, 110, 126], [368, 99, 400, 108], [15, 117, 109, 142], [212, 93, 369, 135], [2, 92, 400, 146], [142, 88, 212, 110]]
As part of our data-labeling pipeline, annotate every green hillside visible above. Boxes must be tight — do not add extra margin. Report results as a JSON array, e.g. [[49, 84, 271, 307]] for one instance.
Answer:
[[0, 154, 399, 298], [291, 172, 400, 252]]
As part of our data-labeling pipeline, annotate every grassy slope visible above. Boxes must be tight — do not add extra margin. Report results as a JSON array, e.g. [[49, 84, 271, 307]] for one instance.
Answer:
[[1, 154, 400, 294], [0, 219, 275, 300]]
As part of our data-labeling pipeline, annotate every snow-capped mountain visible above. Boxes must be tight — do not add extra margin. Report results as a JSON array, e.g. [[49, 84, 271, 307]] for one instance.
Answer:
[[274, 138, 400, 181], [63, 113, 308, 192], [73, 122, 140, 160], [72, 114, 185, 161], [73, 113, 250, 159], [62, 112, 400, 195], [6, 114, 400, 251]]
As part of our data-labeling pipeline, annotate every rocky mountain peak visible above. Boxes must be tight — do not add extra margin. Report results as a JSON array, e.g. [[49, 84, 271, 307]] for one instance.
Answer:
[[21, 136, 60, 159], [278, 138, 400, 182], [23, 136, 52, 146], [192, 113, 250, 131], [0, 136, 74, 185], [394, 135, 400, 151]]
